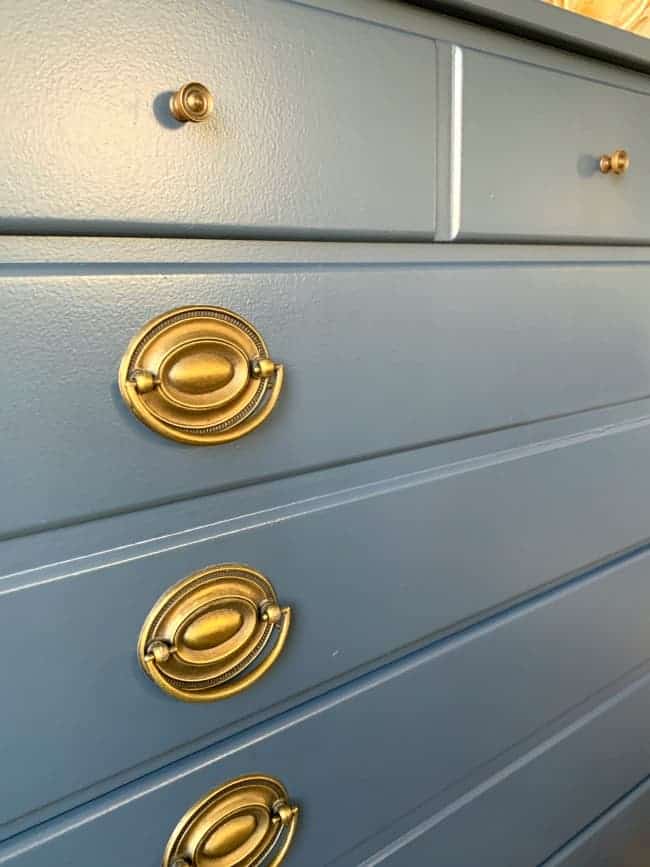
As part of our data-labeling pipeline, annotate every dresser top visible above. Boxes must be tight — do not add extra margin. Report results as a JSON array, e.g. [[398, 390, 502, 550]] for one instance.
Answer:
[[421, 0, 650, 72]]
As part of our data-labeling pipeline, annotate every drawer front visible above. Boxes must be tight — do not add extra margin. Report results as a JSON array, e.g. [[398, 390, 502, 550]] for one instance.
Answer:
[[359, 669, 650, 867], [3, 498, 650, 837], [455, 47, 650, 242], [2, 568, 650, 866], [0, 0, 436, 238], [544, 776, 650, 867], [5, 259, 650, 537]]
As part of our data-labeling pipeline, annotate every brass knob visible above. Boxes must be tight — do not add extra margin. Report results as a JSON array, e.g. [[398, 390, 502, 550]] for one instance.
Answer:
[[138, 564, 292, 702], [118, 306, 284, 445], [163, 776, 299, 867], [599, 149, 630, 175], [170, 82, 214, 123]]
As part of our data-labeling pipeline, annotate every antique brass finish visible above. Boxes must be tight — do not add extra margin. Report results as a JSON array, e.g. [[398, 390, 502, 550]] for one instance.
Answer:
[[163, 776, 299, 867], [118, 306, 284, 445], [544, 1, 650, 37], [138, 564, 291, 702], [600, 149, 630, 174], [170, 82, 214, 122]]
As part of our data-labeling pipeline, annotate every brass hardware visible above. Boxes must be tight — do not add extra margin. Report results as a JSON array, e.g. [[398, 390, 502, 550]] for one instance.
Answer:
[[163, 776, 299, 867], [170, 82, 214, 123], [138, 564, 291, 702], [543, 1, 650, 38], [600, 149, 630, 175], [118, 306, 284, 445]]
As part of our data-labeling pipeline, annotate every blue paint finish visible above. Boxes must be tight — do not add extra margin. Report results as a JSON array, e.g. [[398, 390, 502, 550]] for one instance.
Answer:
[[4, 261, 650, 537], [0, 0, 436, 239], [457, 47, 650, 242], [355, 670, 650, 866], [3, 0, 650, 857], [543, 774, 650, 866], [2, 566, 650, 864], [3, 528, 650, 841]]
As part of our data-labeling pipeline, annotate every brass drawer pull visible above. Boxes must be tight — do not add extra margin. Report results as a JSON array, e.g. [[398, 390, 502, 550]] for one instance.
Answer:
[[600, 148, 630, 175], [118, 306, 284, 445], [164, 776, 299, 867], [138, 564, 291, 702], [170, 82, 214, 123]]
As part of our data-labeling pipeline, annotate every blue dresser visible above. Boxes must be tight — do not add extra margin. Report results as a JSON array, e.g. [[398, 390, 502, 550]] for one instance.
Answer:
[[2, 0, 650, 864]]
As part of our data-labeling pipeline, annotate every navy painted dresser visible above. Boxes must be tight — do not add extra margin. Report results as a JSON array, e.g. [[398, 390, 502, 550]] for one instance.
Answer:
[[2, 0, 650, 864]]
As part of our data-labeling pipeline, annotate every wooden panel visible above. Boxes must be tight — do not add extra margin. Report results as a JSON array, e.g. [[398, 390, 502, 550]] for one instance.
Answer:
[[455, 47, 650, 241], [0, 0, 435, 239], [4, 259, 650, 537]]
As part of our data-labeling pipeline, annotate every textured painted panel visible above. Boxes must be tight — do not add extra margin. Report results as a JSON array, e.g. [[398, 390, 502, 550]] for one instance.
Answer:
[[0, 0, 436, 238], [4, 261, 650, 537], [2, 553, 650, 864], [457, 46, 650, 241]]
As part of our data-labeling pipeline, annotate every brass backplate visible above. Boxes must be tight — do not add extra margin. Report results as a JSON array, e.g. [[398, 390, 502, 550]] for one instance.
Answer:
[[163, 775, 299, 867], [118, 306, 284, 445], [138, 564, 291, 702]]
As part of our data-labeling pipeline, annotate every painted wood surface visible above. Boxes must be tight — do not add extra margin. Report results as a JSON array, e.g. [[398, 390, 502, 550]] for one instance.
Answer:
[[2, 0, 650, 857], [2, 558, 650, 865], [355, 670, 650, 866], [3, 490, 650, 838], [5, 258, 650, 538], [455, 45, 650, 241], [0, 0, 436, 239], [543, 774, 650, 866]]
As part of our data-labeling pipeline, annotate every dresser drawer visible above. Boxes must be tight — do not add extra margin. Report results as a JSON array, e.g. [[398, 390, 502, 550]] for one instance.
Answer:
[[360, 669, 650, 867], [0, 0, 436, 239], [5, 257, 650, 537], [454, 47, 650, 242], [3, 488, 650, 838], [3, 559, 650, 865]]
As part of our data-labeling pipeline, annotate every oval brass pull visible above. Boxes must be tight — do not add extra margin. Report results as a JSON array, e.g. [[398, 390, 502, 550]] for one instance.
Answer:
[[163, 776, 299, 867], [118, 306, 284, 445], [600, 149, 630, 175], [138, 564, 291, 702], [170, 82, 214, 123]]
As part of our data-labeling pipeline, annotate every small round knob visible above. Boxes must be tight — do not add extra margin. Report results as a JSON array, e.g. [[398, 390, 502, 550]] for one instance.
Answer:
[[600, 149, 630, 175], [170, 82, 214, 123]]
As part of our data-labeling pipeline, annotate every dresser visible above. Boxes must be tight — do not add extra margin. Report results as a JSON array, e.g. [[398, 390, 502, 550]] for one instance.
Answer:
[[2, 0, 650, 864]]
